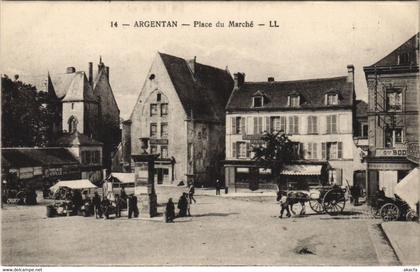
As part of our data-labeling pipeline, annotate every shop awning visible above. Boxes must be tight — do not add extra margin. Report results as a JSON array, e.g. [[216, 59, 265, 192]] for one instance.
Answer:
[[395, 167, 419, 210], [50, 179, 97, 192], [280, 165, 322, 176]]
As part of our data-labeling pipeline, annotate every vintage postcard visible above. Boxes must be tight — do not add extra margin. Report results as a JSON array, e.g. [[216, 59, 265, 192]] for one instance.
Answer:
[[1, 1, 419, 270]]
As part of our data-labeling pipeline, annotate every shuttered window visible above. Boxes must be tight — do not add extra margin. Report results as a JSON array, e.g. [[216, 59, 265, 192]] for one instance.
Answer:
[[254, 117, 263, 134], [326, 115, 337, 134], [232, 142, 237, 158], [288, 116, 299, 134], [337, 142, 343, 159], [321, 143, 327, 160], [265, 117, 270, 133], [308, 116, 318, 134]]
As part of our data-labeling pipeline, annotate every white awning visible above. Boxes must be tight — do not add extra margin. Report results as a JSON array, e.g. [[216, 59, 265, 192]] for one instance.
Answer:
[[50, 179, 97, 192], [111, 173, 135, 184], [395, 167, 419, 210], [280, 165, 323, 176]]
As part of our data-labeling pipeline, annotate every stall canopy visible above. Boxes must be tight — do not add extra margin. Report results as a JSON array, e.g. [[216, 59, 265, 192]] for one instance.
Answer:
[[50, 179, 97, 192], [280, 165, 322, 176], [395, 167, 419, 210]]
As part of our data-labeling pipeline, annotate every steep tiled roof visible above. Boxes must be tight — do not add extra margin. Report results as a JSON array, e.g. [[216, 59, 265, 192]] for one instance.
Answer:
[[355, 100, 368, 118], [159, 53, 234, 121], [48, 71, 97, 102], [2, 148, 79, 168], [369, 33, 419, 67], [226, 76, 354, 111], [55, 131, 103, 147]]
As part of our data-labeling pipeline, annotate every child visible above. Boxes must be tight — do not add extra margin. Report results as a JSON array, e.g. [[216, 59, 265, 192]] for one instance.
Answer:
[[279, 191, 291, 218]]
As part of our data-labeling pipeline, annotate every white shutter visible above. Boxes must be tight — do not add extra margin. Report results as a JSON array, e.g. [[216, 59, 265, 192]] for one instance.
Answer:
[[247, 117, 253, 135], [320, 116, 327, 134], [339, 114, 349, 133], [231, 117, 236, 135], [226, 116, 231, 134]]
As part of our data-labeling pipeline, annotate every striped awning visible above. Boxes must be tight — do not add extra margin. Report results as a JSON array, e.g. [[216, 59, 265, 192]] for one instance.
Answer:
[[280, 165, 322, 176]]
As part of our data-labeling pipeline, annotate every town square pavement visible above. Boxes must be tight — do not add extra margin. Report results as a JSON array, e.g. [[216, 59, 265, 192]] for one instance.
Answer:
[[2, 187, 400, 266]]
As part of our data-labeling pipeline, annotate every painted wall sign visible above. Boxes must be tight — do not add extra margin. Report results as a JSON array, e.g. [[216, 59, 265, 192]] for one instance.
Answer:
[[45, 168, 63, 177], [149, 139, 169, 145]]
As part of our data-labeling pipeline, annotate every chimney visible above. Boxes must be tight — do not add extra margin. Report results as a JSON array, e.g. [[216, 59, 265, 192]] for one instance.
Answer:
[[234, 73, 245, 89], [188, 56, 196, 75], [66, 67, 76, 74], [88, 62, 93, 85], [268, 77, 275, 82], [105, 66, 110, 79], [347, 64, 354, 83]]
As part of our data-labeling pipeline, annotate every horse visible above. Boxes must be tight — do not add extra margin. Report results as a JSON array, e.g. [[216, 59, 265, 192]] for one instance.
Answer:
[[277, 191, 309, 216]]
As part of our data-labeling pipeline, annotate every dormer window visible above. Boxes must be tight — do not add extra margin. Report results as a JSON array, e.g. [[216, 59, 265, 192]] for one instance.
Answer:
[[253, 96, 264, 107], [326, 94, 338, 105], [287, 93, 301, 107]]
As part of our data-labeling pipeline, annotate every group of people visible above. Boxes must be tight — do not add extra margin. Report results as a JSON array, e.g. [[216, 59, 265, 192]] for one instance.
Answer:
[[164, 183, 196, 223]]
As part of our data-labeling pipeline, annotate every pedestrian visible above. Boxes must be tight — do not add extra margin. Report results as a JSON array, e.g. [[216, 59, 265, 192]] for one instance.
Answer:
[[278, 191, 291, 218], [101, 196, 111, 219], [165, 198, 175, 223], [120, 187, 128, 209], [188, 182, 196, 204], [128, 193, 139, 219], [215, 179, 221, 195], [177, 193, 189, 217], [92, 192, 102, 219], [115, 194, 122, 218]]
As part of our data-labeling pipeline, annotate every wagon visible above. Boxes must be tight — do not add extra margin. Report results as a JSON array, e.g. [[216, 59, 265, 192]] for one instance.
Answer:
[[308, 185, 347, 215]]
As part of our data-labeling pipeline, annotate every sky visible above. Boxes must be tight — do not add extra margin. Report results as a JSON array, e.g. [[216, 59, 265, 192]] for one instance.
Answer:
[[1, 1, 418, 119]]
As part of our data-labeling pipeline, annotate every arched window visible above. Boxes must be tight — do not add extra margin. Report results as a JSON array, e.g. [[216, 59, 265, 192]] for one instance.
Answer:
[[68, 116, 78, 133]]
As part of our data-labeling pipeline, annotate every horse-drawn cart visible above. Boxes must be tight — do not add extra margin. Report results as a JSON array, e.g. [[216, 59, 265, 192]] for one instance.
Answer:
[[308, 185, 347, 215]]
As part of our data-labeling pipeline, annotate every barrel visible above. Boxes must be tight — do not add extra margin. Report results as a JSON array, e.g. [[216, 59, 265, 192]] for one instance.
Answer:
[[46, 205, 55, 218]]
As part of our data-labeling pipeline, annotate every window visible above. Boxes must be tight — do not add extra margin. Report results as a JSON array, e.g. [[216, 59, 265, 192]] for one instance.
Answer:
[[288, 116, 299, 134], [232, 142, 250, 158], [68, 116, 78, 133], [161, 123, 168, 138], [326, 94, 338, 105], [150, 123, 157, 137], [385, 128, 404, 148], [326, 115, 337, 134], [288, 95, 300, 107], [386, 90, 402, 112], [253, 96, 263, 107], [71, 103, 74, 110], [150, 145, 158, 154], [398, 53, 410, 65], [253, 117, 263, 134], [161, 146, 168, 158], [231, 117, 245, 134], [362, 124, 368, 138], [157, 93, 161, 102], [150, 104, 158, 116], [161, 103, 168, 116], [307, 143, 318, 159], [307, 116, 318, 134], [322, 142, 343, 160]]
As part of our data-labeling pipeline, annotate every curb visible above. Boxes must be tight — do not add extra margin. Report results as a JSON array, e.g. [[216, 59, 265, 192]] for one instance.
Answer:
[[380, 223, 410, 265]]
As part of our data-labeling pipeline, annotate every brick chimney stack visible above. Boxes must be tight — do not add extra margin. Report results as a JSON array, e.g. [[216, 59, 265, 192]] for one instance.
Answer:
[[88, 62, 93, 85], [347, 64, 354, 83], [234, 73, 245, 89]]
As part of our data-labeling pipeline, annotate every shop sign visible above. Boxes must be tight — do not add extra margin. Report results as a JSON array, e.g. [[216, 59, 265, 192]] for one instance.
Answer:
[[150, 139, 168, 145], [136, 162, 149, 179], [19, 167, 34, 179], [243, 134, 262, 140], [62, 165, 80, 175], [33, 167, 43, 176], [236, 167, 250, 173], [368, 162, 413, 171], [45, 168, 62, 177], [375, 148, 407, 157], [259, 168, 272, 175]]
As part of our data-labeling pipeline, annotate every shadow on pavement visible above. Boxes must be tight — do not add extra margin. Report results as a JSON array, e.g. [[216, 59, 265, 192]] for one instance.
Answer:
[[192, 212, 239, 218]]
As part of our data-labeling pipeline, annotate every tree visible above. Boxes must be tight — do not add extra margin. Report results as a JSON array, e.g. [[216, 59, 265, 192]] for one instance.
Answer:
[[1, 75, 52, 147], [252, 131, 300, 188]]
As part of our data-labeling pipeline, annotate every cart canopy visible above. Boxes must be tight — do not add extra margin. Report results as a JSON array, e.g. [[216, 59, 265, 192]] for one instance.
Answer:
[[50, 179, 97, 192], [281, 165, 322, 176], [110, 173, 135, 184], [394, 167, 419, 210]]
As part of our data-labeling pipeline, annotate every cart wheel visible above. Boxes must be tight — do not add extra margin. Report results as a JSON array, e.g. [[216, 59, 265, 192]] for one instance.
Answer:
[[309, 199, 324, 214], [322, 189, 346, 215], [405, 209, 418, 222], [380, 203, 400, 221]]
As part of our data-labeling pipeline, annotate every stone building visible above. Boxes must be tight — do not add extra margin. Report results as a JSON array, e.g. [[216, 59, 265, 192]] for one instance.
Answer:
[[224, 66, 361, 191], [45, 57, 120, 170], [126, 53, 233, 186], [363, 33, 419, 198]]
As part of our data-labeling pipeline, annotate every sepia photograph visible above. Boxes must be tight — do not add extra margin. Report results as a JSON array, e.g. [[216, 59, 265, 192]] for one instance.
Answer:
[[0, 1, 419, 269]]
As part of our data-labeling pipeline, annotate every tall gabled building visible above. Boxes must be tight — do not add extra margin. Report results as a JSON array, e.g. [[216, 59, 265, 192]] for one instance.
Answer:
[[363, 33, 419, 198], [126, 53, 233, 186], [45, 57, 120, 170]]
